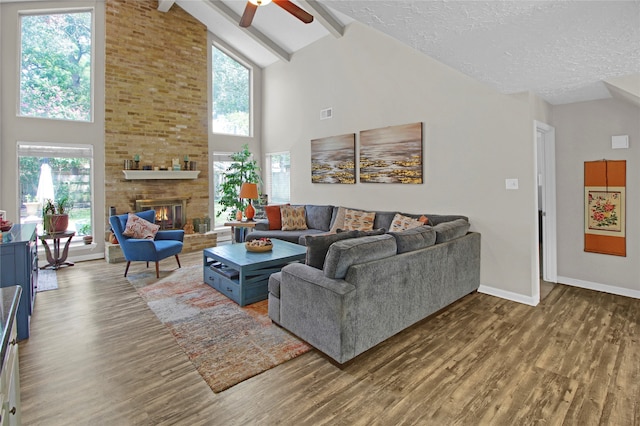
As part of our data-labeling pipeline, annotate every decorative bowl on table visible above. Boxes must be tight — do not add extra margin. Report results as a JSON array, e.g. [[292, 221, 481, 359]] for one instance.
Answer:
[[245, 238, 273, 252]]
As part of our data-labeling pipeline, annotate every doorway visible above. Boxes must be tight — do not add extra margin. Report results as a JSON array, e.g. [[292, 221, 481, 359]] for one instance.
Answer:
[[535, 121, 558, 301]]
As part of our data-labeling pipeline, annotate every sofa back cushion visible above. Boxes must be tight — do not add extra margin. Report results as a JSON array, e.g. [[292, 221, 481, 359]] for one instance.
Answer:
[[389, 226, 436, 253], [305, 205, 334, 231], [324, 234, 397, 279], [304, 230, 359, 270], [433, 219, 470, 243]]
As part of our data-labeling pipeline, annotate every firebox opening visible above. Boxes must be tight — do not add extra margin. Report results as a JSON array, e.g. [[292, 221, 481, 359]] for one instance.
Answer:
[[135, 198, 188, 230]]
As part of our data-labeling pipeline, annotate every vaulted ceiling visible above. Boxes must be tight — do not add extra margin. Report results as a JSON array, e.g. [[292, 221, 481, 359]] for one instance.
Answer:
[[165, 0, 640, 106]]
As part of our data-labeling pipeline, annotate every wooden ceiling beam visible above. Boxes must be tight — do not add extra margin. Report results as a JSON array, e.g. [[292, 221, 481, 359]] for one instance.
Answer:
[[157, 0, 175, 13], [298, 0, 344, 38], [205, 0, 291, 63]]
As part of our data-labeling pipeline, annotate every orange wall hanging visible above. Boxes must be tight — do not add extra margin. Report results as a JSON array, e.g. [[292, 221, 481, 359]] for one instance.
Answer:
[[584, 160, 626, 256]]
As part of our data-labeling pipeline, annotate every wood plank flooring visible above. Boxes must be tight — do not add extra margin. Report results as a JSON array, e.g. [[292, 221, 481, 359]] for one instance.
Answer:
[[19, 252, 639, 425]]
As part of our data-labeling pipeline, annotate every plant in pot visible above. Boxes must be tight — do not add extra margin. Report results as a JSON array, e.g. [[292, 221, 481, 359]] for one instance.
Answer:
[[216, 144, 261, 223], [43, 196, 73, 233]]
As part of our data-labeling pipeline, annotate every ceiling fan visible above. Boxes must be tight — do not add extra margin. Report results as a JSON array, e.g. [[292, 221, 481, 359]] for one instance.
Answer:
[[240, 0, 314, 28]]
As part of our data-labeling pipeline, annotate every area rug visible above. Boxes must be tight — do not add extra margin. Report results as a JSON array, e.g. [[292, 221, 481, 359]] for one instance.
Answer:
[[127, 265, 311, 393], [37, 269, 59, 292]]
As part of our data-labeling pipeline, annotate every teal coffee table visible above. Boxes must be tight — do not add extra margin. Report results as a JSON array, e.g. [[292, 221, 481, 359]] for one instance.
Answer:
[[203, 239, 307, 306]]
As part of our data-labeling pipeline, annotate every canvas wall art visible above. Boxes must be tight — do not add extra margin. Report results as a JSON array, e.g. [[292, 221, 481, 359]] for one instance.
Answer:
[[359, 122, 423, 184], [311, 133, 355, 184], [584, 160, 626, 257]]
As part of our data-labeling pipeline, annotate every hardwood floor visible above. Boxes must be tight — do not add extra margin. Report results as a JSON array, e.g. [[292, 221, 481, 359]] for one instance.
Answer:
[[20, 252, 639, 425]]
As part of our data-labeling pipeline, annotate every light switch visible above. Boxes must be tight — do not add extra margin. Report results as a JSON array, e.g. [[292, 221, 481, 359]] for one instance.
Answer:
[[505, 179, 519, 190]]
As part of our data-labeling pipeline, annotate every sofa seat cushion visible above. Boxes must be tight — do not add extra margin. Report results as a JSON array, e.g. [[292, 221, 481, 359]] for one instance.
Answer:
[[305, 205, 334, 231], [324, 234, 397, 279], [304, 230, 360, 270], [433, 219, 470, 243], [389, 226, 436, 253]]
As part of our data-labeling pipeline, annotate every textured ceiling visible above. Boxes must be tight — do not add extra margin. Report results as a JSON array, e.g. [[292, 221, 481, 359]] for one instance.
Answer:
[[324, 0, 640, 104]]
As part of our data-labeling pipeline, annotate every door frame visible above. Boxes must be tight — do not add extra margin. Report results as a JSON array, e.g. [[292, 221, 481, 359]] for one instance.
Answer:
[[534, 121, 558, 289]]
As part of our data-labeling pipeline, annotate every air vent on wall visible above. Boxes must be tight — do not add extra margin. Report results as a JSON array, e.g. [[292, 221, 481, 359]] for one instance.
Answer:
[[320, 107, 333, 120]]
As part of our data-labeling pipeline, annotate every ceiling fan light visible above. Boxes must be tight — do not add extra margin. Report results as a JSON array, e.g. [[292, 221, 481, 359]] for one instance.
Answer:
[[248, 0, 272, 6]]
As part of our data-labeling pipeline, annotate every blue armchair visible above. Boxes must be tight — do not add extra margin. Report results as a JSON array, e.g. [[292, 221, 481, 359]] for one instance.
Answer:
[[109, 210, 184, 278]]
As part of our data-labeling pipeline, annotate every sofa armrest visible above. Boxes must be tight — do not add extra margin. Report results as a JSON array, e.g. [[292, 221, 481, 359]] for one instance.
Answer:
[[254, 219, 269, 231], [280, 263, 357, 363]]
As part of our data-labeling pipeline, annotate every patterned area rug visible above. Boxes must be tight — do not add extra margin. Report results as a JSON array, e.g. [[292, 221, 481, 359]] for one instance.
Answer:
[[37, 269, 59, 292], [127, 265, 311, 393]]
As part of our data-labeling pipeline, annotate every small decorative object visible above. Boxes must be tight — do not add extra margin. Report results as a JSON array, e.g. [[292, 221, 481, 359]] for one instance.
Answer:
[[184, 155, 189, 170], [245, 238, 273, 252], [109, 232, 118, 244], [172, 158, 181, 171], [239, 182, 259, 221], [82, 235, 93, 245], [124, 159, 134, 170], [183, 220, 195, 234], [189, 161, 197, 171], [235, 210, 243, 221], [360, 122, 423, 184], [311, 133, 356, 184], [134, 154, 140, 169], [0, 219, 13, 232], [584, 160, 626, 256], [198, 223, 208, 234], [142, 165, 152, 171]]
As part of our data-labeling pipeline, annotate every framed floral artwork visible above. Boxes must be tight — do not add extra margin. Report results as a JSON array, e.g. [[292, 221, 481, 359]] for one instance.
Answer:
[[584, 160, 626, 256]]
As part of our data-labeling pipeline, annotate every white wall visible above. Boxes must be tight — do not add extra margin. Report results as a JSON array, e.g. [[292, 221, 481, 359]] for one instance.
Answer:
[[262, 23, 539, 303], [1, 1, 106, 261], [554, 98, 640, 297]]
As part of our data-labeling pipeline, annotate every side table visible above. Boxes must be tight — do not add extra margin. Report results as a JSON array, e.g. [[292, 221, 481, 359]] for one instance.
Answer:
[[224, 221, 257, 243], [40, 231, 75, 270]]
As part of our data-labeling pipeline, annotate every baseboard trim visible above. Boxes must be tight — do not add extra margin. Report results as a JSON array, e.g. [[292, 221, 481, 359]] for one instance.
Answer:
[[557, 276, 640, 300], [478, 285, 538, 306]]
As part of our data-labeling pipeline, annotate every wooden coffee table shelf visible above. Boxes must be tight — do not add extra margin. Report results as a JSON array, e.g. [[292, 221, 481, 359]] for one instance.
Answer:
[[203, 239, 306, 306]]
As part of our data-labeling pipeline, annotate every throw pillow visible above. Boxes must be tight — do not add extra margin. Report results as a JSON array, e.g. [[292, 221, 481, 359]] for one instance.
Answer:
[[304, 230, 359, 270], [389, 213, 423, 232], [122, 213, 159, 239], [265, 204, 285, 230], [329, 206, 346, 233], [280, 205, 308, 231], [342, 208, 375, 231], [419, 215, 429, 225]]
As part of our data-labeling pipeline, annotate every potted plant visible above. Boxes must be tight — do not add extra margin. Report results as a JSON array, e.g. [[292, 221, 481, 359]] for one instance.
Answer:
[[43, 196, 73, 233], [216, 144, 261, 221]]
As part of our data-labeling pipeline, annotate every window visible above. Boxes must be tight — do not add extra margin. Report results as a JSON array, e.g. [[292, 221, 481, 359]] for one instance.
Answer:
[[19, 10, 93, 121], [18, 143, 94, 238], [212, 46, 250, 136], [213, 153, 235, 228], [265, 152, 290, 204]]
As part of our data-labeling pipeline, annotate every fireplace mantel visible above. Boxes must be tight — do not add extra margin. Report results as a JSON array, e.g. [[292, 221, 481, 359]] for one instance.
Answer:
[[122, 170, 200, 180]]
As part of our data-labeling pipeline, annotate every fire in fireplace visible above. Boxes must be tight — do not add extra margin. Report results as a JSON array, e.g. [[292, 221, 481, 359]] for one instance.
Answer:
[[135, 198, 187, 230]]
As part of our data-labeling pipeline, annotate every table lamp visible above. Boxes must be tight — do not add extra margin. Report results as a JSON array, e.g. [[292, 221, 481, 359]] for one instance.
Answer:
[[239, 182, 259, 221]]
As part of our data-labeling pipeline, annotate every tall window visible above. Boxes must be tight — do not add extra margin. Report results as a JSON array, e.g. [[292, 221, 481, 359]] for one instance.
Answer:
[[212, 46, 250, 136], [265, 152, 290, 204], [18, 143, 94, 239], [19, 10, 93, 121]]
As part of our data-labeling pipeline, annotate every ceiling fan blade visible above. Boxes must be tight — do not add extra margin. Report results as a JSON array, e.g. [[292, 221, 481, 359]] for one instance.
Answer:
[[240, 2, 258, 28], [273, 0, 314, 24]]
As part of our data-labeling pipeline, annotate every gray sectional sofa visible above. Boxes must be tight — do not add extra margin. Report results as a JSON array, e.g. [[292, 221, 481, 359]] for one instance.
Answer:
[[257, 205, 481, 364]]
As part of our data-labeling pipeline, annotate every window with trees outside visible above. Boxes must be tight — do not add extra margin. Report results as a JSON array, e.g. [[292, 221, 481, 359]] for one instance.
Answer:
[[19, 10, 93, 122], [18, 143, 94, 240], [212, 45, 250, 136], [265, 152, 290, 204]]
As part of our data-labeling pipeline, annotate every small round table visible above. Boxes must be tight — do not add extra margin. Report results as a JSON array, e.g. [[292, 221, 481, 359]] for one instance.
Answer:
[[40, 231, 75, 270]]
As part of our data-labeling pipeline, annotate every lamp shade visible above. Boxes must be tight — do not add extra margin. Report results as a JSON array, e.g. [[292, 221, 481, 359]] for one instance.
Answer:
[[239, 182, 259, 200]]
